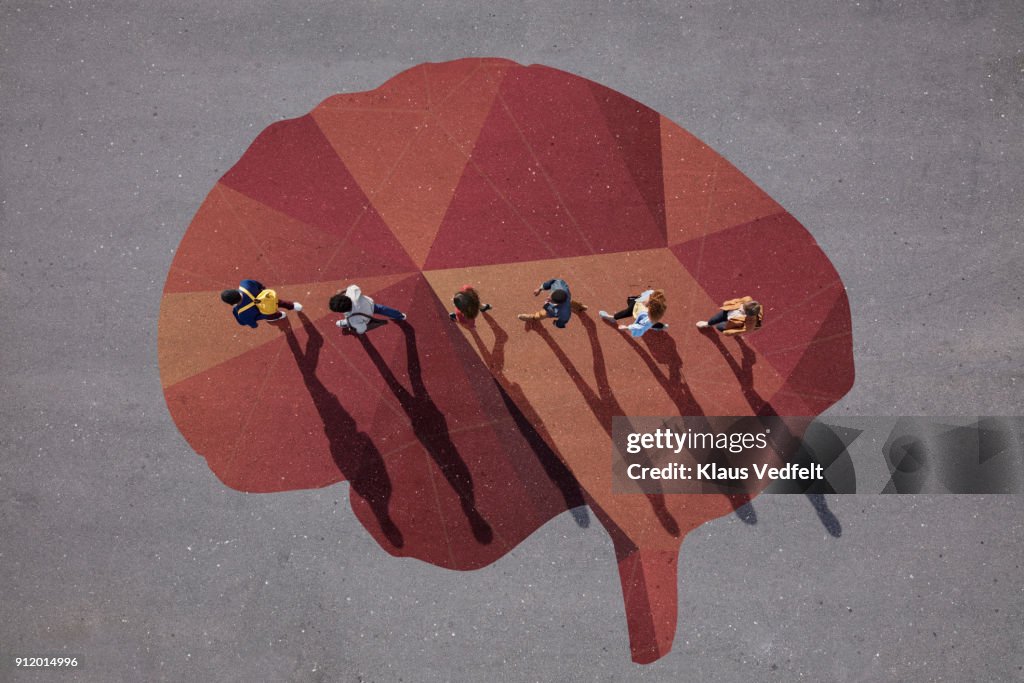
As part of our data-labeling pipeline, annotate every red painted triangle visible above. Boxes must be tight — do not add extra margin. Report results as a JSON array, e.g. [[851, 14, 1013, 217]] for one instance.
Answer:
[[587, 80, 667, 241], [219, 114, 417, 275]]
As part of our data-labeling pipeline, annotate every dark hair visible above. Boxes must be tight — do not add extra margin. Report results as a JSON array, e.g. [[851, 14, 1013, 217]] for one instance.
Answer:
[[329, 293, 353, 313], [743, 301, 762, 317], [221, 289, 241, 305], [550, 289, 568, 304], [453, 288, 481, 319]]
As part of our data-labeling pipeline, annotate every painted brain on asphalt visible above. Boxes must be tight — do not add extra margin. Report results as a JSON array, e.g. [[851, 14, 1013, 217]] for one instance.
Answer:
[[159, 58, 854, 663]]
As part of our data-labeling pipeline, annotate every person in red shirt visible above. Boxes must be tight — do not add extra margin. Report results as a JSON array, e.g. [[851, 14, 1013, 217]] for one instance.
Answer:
[[449, 285, 492, 328]]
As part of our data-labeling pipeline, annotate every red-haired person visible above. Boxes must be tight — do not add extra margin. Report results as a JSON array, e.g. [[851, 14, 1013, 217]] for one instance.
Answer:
[[449, 286, 492, 328], [598, 289, 668, 336], [696, 296, 763, 335]]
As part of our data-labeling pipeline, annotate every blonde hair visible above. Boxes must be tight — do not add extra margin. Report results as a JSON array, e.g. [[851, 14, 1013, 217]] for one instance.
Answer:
[[646, 290, 667, 322]]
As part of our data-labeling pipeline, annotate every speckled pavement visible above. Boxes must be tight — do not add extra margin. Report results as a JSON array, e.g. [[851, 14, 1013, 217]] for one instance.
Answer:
[[2, 2, 1022, 681]]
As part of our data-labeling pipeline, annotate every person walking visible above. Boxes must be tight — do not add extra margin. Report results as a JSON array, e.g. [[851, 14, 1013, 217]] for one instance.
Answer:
[[329, 284, 406, 335], [598, 289, 668, 337], [696, 296, 763, 336], [449, 285, 493, 328], [516, 278, 587, 328], [221, 278, 301, 328]]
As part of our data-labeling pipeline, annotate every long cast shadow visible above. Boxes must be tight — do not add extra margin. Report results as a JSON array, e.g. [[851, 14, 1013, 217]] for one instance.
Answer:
[[621, 328, 758, 524], [702, 332, 842, 537], [359, 321, 494, 545], [284, 313, 403, 547], [471, 313, 590, 528], [526, 314, 680, 536]]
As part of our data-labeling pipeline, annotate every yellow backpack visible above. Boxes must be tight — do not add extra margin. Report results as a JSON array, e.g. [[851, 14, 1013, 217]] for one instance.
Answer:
[[237, 286, 279, 315]]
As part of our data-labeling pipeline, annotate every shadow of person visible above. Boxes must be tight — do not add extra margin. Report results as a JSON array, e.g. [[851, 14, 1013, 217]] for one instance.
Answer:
[[527, 314, 680, 537], [621, 328, 756, 523], [358, 321, 494, 545], [702, 332, 842, 537], [470, 313, 590, 528], [284, 313, 404, 548]]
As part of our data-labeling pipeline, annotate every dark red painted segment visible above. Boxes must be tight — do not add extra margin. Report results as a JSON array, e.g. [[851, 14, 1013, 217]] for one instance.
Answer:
[[219, 115, 417, 274], [671, 213, 851, 379], [423, 91, 586, 269], [425, 65, 666, 269], [499, 66, 665, 252], [587, 80, 667, 242], [760, 295, 855, 415]]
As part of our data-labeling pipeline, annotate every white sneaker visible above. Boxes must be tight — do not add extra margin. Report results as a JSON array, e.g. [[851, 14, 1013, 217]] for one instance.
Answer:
[[399, 313, 407, 321], [653, 323, 669, 331], [695, 321, 708, 328], [598, 310, 615, 322], [336, 319, 348, 328], [292, 302, 303, 312]]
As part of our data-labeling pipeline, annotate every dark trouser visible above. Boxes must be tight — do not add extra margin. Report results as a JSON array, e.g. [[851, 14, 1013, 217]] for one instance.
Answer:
[[612, 296, 639, 320], [265, 300, 296, 322], [707, 308, 730, 331], [372, 303, 404, 320], [613, 295, 664, 329]]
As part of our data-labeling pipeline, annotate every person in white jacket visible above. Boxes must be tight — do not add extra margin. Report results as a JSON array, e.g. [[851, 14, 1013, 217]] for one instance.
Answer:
[[328, 284, 407, 334]]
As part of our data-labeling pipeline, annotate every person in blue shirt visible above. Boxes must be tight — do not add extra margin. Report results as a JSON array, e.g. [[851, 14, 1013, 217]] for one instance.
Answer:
[[599, 289, 669, 337], [517, 278, 588, 328], [220, 279, 302, 328]]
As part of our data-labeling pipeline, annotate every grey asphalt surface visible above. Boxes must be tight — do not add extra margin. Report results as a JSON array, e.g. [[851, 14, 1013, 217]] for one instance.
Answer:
[[2, 1, 1022, 681]]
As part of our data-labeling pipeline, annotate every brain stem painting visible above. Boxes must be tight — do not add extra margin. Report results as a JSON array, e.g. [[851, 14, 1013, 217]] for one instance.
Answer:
[[159, 58, 853, 664]]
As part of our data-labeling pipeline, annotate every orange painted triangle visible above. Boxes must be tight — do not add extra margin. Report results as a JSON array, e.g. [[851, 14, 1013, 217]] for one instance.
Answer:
[[315, 65, 429, 111], [158, 272, 415, 388], [310, 107, 428, 205], [661, 118, 784, 246]]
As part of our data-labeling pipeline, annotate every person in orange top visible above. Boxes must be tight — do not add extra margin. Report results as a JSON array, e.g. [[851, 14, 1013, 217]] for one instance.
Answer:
[[696, 296, 763, 336]]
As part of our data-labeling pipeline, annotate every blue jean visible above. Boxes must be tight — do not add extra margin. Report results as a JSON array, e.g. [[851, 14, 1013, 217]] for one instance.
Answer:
[[373, 303, 404, 320]]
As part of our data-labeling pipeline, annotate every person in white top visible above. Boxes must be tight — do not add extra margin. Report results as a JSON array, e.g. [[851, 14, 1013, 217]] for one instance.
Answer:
[[329, 284, 407, 334]]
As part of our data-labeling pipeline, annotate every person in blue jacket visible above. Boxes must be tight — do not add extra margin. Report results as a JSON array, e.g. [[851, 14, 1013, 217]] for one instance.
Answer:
[[220, 279, 302, 328], [517, 278, 588, 328]]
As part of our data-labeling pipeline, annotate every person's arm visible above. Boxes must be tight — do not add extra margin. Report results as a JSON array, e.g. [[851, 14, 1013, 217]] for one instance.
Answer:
[[348, 314, 369, 335], [535, 279, 555, 296], [623, 312, 651, 337], [722, 317, 746, 335]]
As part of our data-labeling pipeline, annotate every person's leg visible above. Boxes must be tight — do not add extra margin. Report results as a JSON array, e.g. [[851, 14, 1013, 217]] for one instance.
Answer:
[[708, 309, 731, 332], [373, 302, 405, 320], [517, 309, 548, 321], [705, 309, 730, 329], [278, 299, 295, 310], [612, 306, 633, 320], [697, 308, 727, 330], [570, 300, 587, 313], [601, 295, 633, 322]]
